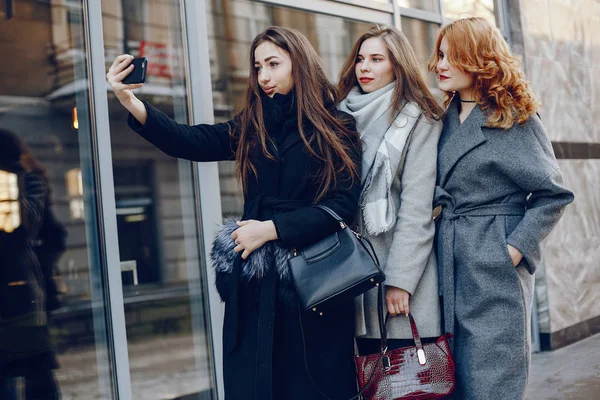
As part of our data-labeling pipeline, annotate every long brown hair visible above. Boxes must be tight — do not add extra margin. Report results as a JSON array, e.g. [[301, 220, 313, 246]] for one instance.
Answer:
[[233, 26, 359, 202], [428, 17, 540, 128], [338, 24, 444, 121]]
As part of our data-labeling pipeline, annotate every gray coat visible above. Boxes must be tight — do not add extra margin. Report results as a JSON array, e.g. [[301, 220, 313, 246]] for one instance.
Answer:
[[355, 109, 443, 340], [435, 97, 574, 400]]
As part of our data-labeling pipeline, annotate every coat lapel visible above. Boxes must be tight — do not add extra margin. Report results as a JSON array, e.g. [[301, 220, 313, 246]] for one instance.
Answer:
[[278, 122, 304, 157], [438, 99, 488, 187]]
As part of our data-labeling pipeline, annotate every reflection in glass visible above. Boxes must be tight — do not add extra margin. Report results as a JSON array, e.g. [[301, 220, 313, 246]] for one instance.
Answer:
[[398, 0, 438, 12], [102, 0, 215, 398], [206, 0, 371, 217], [65, 168, 84, 220], [441, 0, 496, 25], [0, 129, 62, 399], [0, 172, 20, 232], [0, 1, 114, 398]]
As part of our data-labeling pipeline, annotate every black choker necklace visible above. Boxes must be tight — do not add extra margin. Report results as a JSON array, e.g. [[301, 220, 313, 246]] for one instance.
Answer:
[[460, 99, 476, 103]]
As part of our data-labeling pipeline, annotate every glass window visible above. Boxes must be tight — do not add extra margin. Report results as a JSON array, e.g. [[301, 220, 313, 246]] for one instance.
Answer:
[[398, 0, 439, 13], [206, 0, 372, 217], [0, 1, 114, 398], [441, 0, 496, 25], [400, 16, 439, 87], [102, 0, 215, 398]]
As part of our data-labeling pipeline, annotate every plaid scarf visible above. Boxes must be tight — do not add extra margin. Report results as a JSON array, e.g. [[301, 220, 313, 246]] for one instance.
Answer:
[[339, 84, 422, 235]]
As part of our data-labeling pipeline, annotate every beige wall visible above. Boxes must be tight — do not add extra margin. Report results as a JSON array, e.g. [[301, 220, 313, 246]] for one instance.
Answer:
[[518, 0, 600, 334]]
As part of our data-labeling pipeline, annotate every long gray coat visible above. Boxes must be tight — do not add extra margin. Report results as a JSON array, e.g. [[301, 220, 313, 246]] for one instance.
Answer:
[[355, 108, 443, 340], [435, 97, 574, 400]]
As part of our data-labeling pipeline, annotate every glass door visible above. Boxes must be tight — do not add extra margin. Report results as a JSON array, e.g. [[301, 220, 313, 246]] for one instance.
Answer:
[[0, 1, 115, 398], [101, 0, 216, 398]]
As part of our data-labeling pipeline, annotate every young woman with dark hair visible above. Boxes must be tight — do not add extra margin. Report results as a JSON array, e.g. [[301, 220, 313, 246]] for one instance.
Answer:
[[107, 26, 361, 400]]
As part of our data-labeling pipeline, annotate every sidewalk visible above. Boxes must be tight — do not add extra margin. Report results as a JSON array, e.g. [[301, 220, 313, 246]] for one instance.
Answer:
[[526, 333, 600, 399], [54, 331, 599, 399]]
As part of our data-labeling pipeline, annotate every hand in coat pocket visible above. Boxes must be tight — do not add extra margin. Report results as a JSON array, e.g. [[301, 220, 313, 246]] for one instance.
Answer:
[[507, 244, 523, 267]]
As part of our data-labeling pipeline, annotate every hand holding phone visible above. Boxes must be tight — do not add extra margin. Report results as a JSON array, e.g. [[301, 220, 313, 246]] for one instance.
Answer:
[[107, 55, 149, 124], [122, 57, 147, 84]]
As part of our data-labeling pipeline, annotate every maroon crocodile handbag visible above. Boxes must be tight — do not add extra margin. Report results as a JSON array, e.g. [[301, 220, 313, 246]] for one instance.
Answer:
[[355, 286, 455, 400]]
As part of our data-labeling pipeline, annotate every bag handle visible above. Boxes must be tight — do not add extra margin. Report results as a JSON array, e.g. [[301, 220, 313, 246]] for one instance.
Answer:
[[299, 286, 427, 400], [314, 204, 346, 226], [377, 285, 427, 365], [313, 204, 381, 267]]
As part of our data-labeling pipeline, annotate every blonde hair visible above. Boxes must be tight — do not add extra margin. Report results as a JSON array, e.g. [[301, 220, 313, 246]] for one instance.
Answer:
[[338, 24, 443, 121], [428, 17, 540, 129]]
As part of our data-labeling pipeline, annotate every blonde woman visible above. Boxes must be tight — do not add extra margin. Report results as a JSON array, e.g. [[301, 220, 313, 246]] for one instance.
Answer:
[[338, 24, 444, 355]]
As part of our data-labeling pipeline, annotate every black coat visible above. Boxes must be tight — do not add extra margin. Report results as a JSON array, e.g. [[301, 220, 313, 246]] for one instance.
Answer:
[[128, 92, 362, 400]]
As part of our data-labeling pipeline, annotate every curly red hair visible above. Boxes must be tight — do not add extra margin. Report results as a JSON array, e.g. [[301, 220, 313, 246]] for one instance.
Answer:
[[428, 17, 540, 129]]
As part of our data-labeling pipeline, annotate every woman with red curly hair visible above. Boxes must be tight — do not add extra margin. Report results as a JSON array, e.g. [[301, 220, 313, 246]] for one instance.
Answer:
[[429, 17, 574, 399]]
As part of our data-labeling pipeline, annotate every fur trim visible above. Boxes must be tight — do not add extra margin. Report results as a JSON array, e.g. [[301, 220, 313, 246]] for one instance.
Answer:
[[210, 219, 297, 304]]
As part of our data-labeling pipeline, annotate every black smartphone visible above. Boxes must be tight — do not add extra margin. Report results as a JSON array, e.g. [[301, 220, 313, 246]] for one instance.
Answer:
[[122, 57, 147, 84]]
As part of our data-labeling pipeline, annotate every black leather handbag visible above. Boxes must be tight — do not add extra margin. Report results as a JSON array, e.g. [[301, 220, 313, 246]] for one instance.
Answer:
[[288, 205, 385, 312]]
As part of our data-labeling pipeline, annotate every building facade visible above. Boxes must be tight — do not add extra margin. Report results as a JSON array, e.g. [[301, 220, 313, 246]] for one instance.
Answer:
[[0, 0, 596, 399]]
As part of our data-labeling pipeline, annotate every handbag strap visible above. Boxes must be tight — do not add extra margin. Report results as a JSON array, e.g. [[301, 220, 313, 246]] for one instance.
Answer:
[[376, 285, 427, 364], [314, 204, 346, 225], [377, 284, 388, 351], [408, 313, 424, 352], [314, 204, 381, 268]]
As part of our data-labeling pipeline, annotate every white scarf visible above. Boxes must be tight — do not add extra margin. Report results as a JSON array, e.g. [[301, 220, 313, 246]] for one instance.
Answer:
[[339, 83, 422, 235]]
